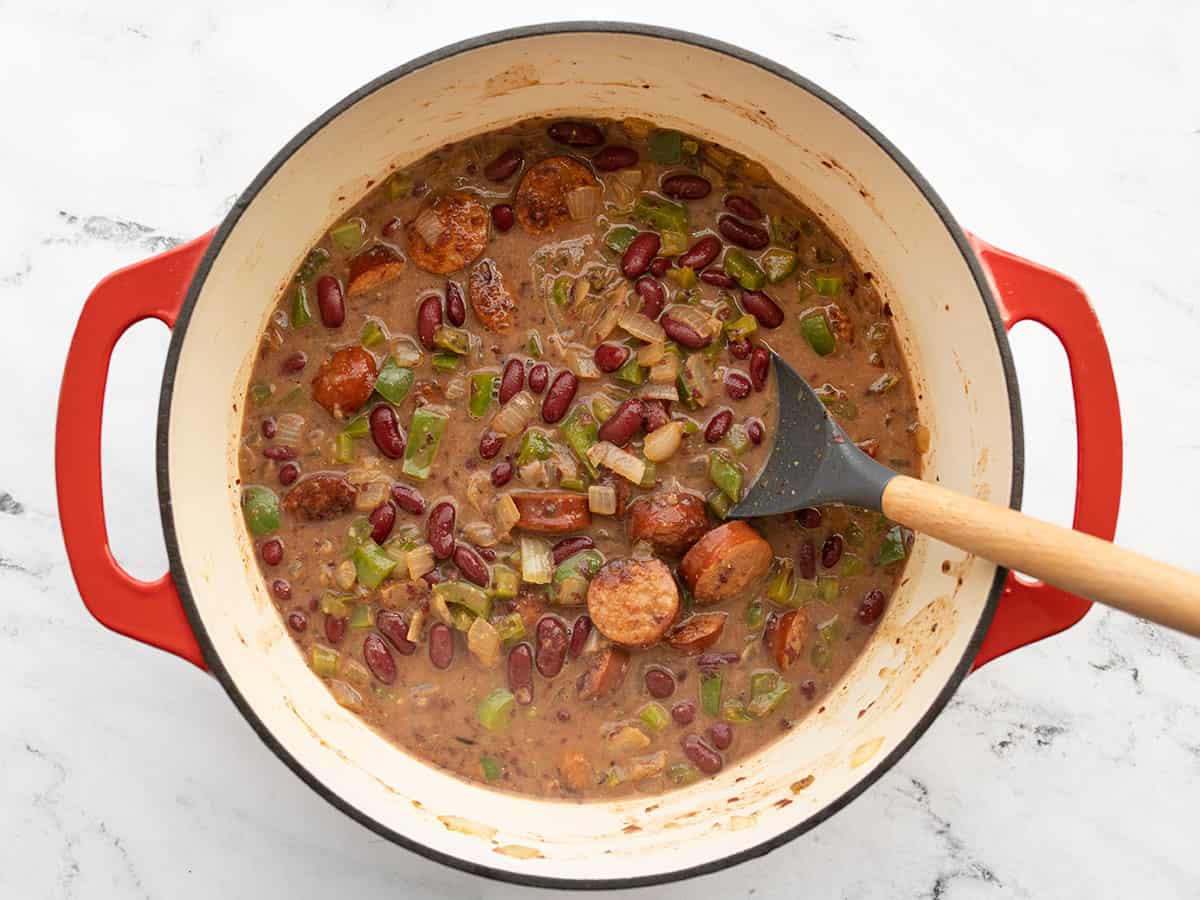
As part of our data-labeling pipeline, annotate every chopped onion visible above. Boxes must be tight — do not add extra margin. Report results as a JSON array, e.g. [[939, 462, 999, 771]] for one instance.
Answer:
[[618, 310, 666, 344], [587, 441, 646, 485], [467, 471, 492, 513], [392, 337, 423, 368], [467, 617, 501, 669], [274, 413, 305, 445], [495, 494, 520, 537], [406, 608, 426, 643], [413, 206, 447, 246], [630, 539, 655, 560], [608, 178, 636, 208], [665, 304, 715, 338], [407, 543, 435, 580], [648, 353, 680, 385], [445, 377, 467, 402], [462, 521, 498, 547], [636, 342, 665, 366], [431, 590, 452, 624], [643, 421, 684, 462], [491, 390, 537, 438], [588, 484, 617, 515], [355, 481, 390, 511], [640, 382, 679, 403], [685, 354, 715, 406], [552, 449, 579, 483], [573, 277, 591, 305], [566, 185, 601, 221], [520, 536, 554, 585], [334, 559, 357, 590], [566, 348, 602, 380], [590, 301, 624, 345], [616, 167, 644, 190]]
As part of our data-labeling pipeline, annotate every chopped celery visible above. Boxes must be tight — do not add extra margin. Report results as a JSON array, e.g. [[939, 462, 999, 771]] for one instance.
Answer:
[[469, 371, 498, 419], [817, 575, 840, 603], [516, 429, 555, 466], [700, 672, 722, 717], [647, 130, 684, 163], [431, 352, 459, 372], [374, 357, 414, 404], [680, 417, 700, 436], [745, 602, 764, 628], [801, 313, 836, 356], [708, 451, 743, 503], [490, 565, 520, 601], [811, 641, 834, 672], [554, 550, 604, 584], [319, 591, 354, 617], [845, 520, 866, 548], [659, 230, 688, 256], [560, 474, 587, 492], [840, 554, 865, 577], [330, 220, 364, 252], [812, 616, 842, 671], [433, 325, 470, 355], [725, 423, 752, 456], [706, 489, 732, 520], [639, 458, 657, 488], [814, 275, 842, 296], [552, 274, 572, 306], [751, 671, 778, 697], [723, 249, 766, 291], [311, 645, 339, 677], [721, 699, 754, 723], [295, 247, 330, 283], [666, 762, 701, 785], [434, 581, 491, 618], [766, 560, 795, 605], [291, 283, 312, 327], [492, 611, 525, 643], [638, 702, 670, 733], [724, 314, 758, 341], [666, 266, 697, 289], [387, 172, 412, 200], [552, 573, 589, 606], [560, 406, 599, 477], [591, 394, 617, 423], [604, 225, 639, 254], [526, 330, 544, 358], [878, 525, 909, 565], [345, 516, 374, 548], [614, 355, 645, 385], [477, 688, 516, 731], [761, 248, 799, 283], [334, 431, 355, 464], [633, 194, 688, 234], [242, 486, 280, 536], [249, 383, 272, 406], [449, 607, 475, 631], [360, 319, 386, 347], [353, 542, 397, 589], [343, 414, 370, 438], [748, 682, 790, 718], [402, 407, 448, 480], [480, 756, 503, 781], [348, 604, 375, 629]]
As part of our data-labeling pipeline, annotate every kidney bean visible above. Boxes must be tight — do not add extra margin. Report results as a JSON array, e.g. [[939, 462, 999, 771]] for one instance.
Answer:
[[491, 204, 515, 233], [391, 483, 427, 515], [704, 410, 733, 443], [369, 404, 406, 459], [671, 700, 696, 725], [645, 667, 676, 699], [272, 579, 291, 601], [725, 338, 750, 360], [648, 256, 672, 278], [260, 539, 283, 566], [708, 722, 734, 751], [429, 622, 454, 669], [535, 616, 569, 677], [445, 280, 466, 326], [556, 709, 571, 723], [287, 610, 307, 632], [660, 315, 710, 350], [642, 399, 671, 433], [797, 539, 816, 580], [497, 358, 524, 404], [592, 145, 639, 171], [362, 504, 393, 546], [363, 633, 397, 684], [281, 351, 308, 373], [426, 502, 456, 560], [452, 544, 489, 586], [796, 507, 822, 528], [478, 430, 503, 459], [377, 610, 416, 655], [484, 147, 523, 182], [278, 462, 300, 486], [548, 121, 604, 147], [260, 417, 276, 439], [508, 643, 534, 705], [821, 534, 844, 569], [724, 194, 763, 220], [700, 268, 735, 288], [416, 295, 443, 350], [632, 278, 665, 321], [568, 615, 593, 658], [263, 445, 295, 461], [858, 588, 888, 625], [524, 364, 547, 395], [718, 215, 769, 250], [746, 349, 770, 393], [677, 235, 722, 270], [325, 615, 346, 645], [597, 398, 643, 447], [593, 343, 630, 373], [423, 569, 442, 587], [316, 275, 345, 327], [476, 547, 497, 562], [541, 370, 578, 424], [741, 291, 784, 329], [553, 536, 596, 566], [621, 232, 661, 279], [746, 418, 764, 445], [682, 734, 723, 774], [661, 173, 712, 199], [724, 371, 752, 400], [490, 461, 513, 487], [382, 216, 403, 238]]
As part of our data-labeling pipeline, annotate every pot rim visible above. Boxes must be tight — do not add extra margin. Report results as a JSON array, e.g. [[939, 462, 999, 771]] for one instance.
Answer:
[[156, 21, 1024, 890]]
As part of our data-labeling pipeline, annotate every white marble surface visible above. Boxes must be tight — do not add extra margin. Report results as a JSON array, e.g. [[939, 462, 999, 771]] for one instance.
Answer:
[[2, 1, 1198, 897]]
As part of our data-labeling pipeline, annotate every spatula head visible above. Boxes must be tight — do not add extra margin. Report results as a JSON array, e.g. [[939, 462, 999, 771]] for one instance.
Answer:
[[728, 352, 896, 519]]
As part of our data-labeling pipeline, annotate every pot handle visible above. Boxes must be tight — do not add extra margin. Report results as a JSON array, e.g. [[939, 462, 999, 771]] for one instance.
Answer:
[[56, 234, 214, 669], [968, 236, 1122, 669]]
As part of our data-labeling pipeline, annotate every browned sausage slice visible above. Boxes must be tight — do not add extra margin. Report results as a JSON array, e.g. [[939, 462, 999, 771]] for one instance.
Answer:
[[559, 749, 595, 792], [511, 492, 591, 533], [627, 491, 709, 556], [515, 156, 598, 235], [665, 612, 727, 655], [586, 558, 680, 648], [283, 473, 357, 521], [577, 646, 629, 699], [468, 258, 518, 332], [346, 244, 406, 297], [406, 191, 489, 275], [768, 608, 809, 670], [679, 521, 773, 603], [311, 346, 378, 417]]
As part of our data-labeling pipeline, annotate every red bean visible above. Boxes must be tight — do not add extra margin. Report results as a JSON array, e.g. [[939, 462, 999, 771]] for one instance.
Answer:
[[260, 539, 283, 566], [553, 536, 596, 565], [476, 546, 497, 562], [677, 235, 722, 270], [508, 643, 534, 704], [724, 371, 752, 400], [622, 232, 661, 279], [498, 358, 525, 403], [548, 121, 604, 147], [391, 483, 427, 515], [705, 409, 733, 444], [798, 539, 816, 580], [727, 338, 751, 359], [597, 398, 643, 447], [708, 722, 734, 750], [642, 399, 671, 433], [634, 278, 665, 320], [645, 667, 676, 698], [260, 417, 276, 439], [363, 633, 397, 684], [700, 268, 735, 288], [429, 622, 454, 669], [672, 701, 696, 725], [377, 610, 416, 655], [741, 290, 784, 328], [661, 315, 710, 349], [427, 502, 456, 560], [541, 371, 578, 424], [821, 534, 844, 569], [368, 501, 396, 544], [490, 461, 513, 487], [416, 295, 443, 350], [452, 544, 489, 587], [316, 276, 345, 327], [682, 734, 723, 774], [281, 351, 307, 373], [797, 507, 822, 528], [718, 215, 769, 250], [661, 173, 712, 199], [263, 445, 295, 461], [272, 579, 291, 601], [746, 418, 764, 445], [569, 615, 593, 658], [287, 611, 307, 632], [750, 346, 771, 390], [278, 462, 300, 486], [592, 145, 639, 171], [484, 147, 523, 182], [535, 616, 569, 677], [491, 204, 515, 233], [649, 257, 672, 278], [423, 570, 442, 587], [593, 343, 630, 373], [445, 281, 466, 326], [527, 363, 549, 394], [325, 615, 346, 645], [724, 194, 763, 220], [382, 216, 403, 238], [858, 589, 888, 625], [369, 404, 406, 459], [478, 430, 503, 459]]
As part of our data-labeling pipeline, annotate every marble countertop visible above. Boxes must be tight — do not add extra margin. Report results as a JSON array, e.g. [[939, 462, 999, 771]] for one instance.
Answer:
[[3, 1, 1198, 897]]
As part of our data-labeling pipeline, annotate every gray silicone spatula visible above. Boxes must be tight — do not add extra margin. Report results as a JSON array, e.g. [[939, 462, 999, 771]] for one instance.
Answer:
[[728, 352, 1200, 636]]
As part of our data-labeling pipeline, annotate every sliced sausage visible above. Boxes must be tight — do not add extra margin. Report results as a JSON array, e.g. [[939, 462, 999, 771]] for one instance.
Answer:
[[666, 612, 727, 655], [467, 258, 518, 332], [514, 156, 598, 235], [586, 557, 680, 648], [626, 491, 709, 557], [511, 492, 592, 533], [346, 244, 406, 297], [282, 473, 356, 521], [559, 749, 595, 792], [768, 608, 810, 671], [577, 646, 629, 700], [311, 346, 378, 416], [405, 191, 489, 275], [679, 521, 773, 603]]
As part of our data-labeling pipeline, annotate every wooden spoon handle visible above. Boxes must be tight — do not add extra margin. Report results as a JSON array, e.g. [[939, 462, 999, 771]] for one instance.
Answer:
[[882, 475, 1200, 637]]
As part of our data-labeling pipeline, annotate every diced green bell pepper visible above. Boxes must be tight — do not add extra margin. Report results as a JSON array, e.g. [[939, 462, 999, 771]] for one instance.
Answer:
[[647, 130, 684, 163], [700, 672, 722, 717], [840, 554, 865, 577], [330, 220, 364, 252], [348, 604, 375, 629], [491, 611, 525, 643], [638, 702, 670, 733], [373, 356, 414, 404], [353, 542, 397, 589], [249, 383, 272, 406], [878, 525, 909, 565], [242, 485, 280, 536], [469, 371, 498, 419], [343, 414, 370, 438], [660, 230, 689, 256], [708, 451, 743, 503], [490, 565, 520, 601], [526, 330, 543, 358], [480, 756, 503, 781], [723, 249, 766, 291], [706, 489, 732, 520], [434, 581, 492, 618], [614, 355, 645, 385], [431, 352, 459, 372], [604, 225, 639, 254], [516, 429, 555, 466], [554, 550, 604, 584], [295, 247, 330, 283], [402, 407, 448, 480], [591, 394, 617, 423], [767, 561, 795, 605], [724, 314, 758, 341], [552, 274, 572, 306], [761, 248, 799, 284], [291, 283, 312, 327], [814, 275, 842, 296], [748, 681, 790, 718], [801, 313, 836, 356], [666, 266, 696, 289], [633, 194, 688, 234], [666, 762, 701, 785], [845, 520, 866, 547], [478, 688, 516, 731], [433, 325, 470, 355], [817, 575, 840, 603], [745, 602, 764, 628], [360, 319, 386, 347]]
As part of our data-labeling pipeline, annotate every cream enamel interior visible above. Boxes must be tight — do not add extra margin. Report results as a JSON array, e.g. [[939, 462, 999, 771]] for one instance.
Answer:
[[165, 31, 1015, 882]]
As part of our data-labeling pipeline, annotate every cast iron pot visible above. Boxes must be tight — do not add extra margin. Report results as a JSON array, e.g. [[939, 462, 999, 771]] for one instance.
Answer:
[[55, 23, 1122, 889]]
